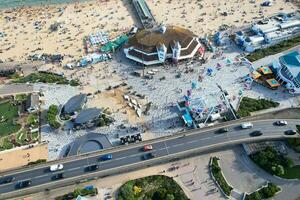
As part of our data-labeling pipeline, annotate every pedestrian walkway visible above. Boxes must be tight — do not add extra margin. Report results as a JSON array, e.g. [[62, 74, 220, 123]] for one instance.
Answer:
[[231, 189, 244, 200]]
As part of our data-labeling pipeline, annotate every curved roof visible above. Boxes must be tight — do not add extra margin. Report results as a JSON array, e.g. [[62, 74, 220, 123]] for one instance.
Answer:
[[125, 25, 196, 53], [75, 108, 101, 124], [63, 94, 87, 114]]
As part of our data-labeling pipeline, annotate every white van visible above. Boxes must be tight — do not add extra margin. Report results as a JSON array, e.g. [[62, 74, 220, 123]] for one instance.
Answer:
[[241, 122, 253, 129], [50, 164, 64, 172]]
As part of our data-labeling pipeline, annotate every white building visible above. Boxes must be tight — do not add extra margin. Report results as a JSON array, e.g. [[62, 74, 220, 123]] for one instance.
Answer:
[[124, 25, 202, 66], [235, 13, 300, 52], [273, 50, 300, 94]]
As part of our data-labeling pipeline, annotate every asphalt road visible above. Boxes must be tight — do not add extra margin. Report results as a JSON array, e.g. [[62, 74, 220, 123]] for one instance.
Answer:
[[0, 119, 299, 198]]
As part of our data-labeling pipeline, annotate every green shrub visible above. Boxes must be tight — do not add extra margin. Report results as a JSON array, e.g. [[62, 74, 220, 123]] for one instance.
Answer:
[[28, 159, 46, 165], [47, 105, 60, 129], [237, 97, 279, 117], [246, 35, 300, 62], [246, 183, 280, 200], [13, 72, 80, 86], [250, 146, 293, 177], [118, 175, 188, 200], [211, 157, 233, 196]]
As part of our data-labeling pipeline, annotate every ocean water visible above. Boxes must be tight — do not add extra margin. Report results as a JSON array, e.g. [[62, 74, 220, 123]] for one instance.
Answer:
[[0, 0, 90, 9]]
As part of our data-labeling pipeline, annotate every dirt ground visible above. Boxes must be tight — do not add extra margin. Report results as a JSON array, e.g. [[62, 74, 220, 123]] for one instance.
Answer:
[[0, 142, 48, 171], [88, 88, 147, 125]]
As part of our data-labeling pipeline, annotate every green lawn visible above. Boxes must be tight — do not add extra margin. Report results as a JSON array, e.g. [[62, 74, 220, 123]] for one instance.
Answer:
[[0, 102, 21, 137], [281, 165, 300, 179]]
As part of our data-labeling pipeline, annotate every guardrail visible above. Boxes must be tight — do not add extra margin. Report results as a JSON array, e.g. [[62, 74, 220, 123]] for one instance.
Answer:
[[1, 117, 299, 175], [0, 134, 290, 200]]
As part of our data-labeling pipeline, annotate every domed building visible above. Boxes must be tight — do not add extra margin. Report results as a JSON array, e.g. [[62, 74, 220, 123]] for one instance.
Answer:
[[124, 25, 202, 66]]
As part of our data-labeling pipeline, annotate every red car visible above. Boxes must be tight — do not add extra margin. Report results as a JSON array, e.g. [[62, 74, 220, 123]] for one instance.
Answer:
[[143, 144, 153, 152]]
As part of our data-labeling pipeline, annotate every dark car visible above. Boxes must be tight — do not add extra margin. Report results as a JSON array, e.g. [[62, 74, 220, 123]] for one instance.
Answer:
[[284, 130, 297, 135], [85, 164, 99, 172], [143, 153, 156, 160], [51, 173, 64, 181], [100, 154, 113, 161], [15, 180, 31, 189], [250, 131, 263, 137], [274, 120, 288, 126], [0, 176, 15, 185], [217, 128, 229, 134]]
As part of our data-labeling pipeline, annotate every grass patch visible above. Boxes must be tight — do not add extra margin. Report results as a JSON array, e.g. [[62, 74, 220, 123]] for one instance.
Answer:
[[250, 146, 297, 179], [12, 72, 80, 86], [31, 131, 39, 141], [246, 35, 300, 62], [211, 157, 233, 196], [16, 130, 28, 145], [0, 101, 21, 137], [286, 125, 300, 152], [0, 137, 14, 150], [47, 105, 60, 129], [245, 182, 280, 200], [237, 97, 279, 117], [281, 165, 300, 179], [118, 175, 188, 200]]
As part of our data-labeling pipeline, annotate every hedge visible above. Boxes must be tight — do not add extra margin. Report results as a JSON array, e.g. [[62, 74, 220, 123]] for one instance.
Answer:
[[211, 157, 233, 196]]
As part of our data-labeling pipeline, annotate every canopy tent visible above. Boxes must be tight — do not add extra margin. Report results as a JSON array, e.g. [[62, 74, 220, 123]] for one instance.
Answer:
[[259, 66, 273, 75], [266, 78, 280, 88], [100, 35, 128, 52], [251, 71, 262, 79]]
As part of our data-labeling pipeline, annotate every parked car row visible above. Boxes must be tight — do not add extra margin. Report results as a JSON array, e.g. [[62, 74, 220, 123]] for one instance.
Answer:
[[120, 134, 142, 145]]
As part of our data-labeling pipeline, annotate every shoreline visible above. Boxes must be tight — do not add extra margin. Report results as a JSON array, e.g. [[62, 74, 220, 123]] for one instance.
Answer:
[[0, 0, 91, 10]]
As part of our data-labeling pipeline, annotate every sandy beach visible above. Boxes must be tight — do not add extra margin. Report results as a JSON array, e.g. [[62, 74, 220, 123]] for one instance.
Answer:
[[148, 0, 297, 35], [0, 0, 134, 61], [0, 0, 297, 62]]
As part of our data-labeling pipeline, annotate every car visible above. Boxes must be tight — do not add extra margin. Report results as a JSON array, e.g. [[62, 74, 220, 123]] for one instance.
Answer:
[[100, 154, 113, 161], [284, 130, 297, 135], [143, 153, 156, 160], [85, 164, 99, 172], [241, 122, 253, 129], [15, 180, 31, 189], [50, 164, 64, 172], [274, 120, 288, 126], [250, 130, 263, 137], [143, 144, 153, 151], [0, 176, 15, 185], [217, 128, 229, 133], [51, 173, 64, 181]]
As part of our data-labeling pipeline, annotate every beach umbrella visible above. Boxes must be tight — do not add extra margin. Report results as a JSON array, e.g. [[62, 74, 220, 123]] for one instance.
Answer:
[[191, 82, 197, 89], [187, 89, 192, 97], [185, 101, 190, 107], [226, 58, 232, 65], [184, 95, 190, 101], [207, 68, 213, 75]]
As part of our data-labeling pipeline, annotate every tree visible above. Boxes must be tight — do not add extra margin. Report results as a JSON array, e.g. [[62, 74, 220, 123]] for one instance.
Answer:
[[133, 185, 142, 195], [284, 158, 294, 168], [27, 114, 38, 126], [166, 194, 175, 200], [275, 165, 285, 176]]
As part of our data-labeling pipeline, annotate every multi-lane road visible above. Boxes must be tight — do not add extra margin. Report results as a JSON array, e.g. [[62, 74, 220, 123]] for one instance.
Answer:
[[0, 119, 299, 199]]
